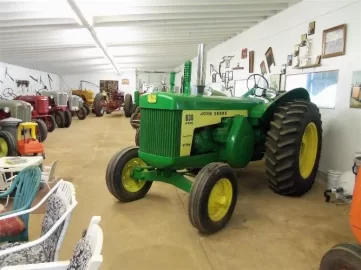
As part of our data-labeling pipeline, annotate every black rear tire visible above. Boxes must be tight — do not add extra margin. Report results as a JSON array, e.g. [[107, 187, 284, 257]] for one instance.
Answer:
[[54, 111, 65, 128], [0, 131, 17, 157], [94, 93, 105, 117], [77, 107, 87, 120], [47, 115, 56, 132], [106, 146, 152, 202], [124, 94, 133, 117], [106, 111, 112, 114], [189, 162, 238, 234], [265, 100, 322, 196], [64, 110, 72, 128], [320, 243, 361, 270], [33, 119, 48, 142]]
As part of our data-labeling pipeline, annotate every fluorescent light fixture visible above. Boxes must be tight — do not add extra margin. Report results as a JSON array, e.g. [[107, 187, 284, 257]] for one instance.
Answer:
[[66, 0, 121, 75]]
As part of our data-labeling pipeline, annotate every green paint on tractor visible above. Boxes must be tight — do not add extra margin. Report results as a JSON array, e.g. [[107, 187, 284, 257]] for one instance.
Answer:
[[106, 44, 322, 234]]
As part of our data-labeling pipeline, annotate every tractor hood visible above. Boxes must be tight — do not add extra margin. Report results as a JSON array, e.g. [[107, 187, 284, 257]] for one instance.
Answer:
[[140, 92, 264, 111]]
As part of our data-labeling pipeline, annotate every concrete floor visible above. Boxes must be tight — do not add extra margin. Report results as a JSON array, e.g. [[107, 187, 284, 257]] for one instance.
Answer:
[[29, 111, 355, 270]]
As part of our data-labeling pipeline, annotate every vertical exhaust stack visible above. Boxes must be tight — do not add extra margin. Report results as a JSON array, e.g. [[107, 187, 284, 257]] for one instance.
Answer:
[[196, 44, 207, 95]]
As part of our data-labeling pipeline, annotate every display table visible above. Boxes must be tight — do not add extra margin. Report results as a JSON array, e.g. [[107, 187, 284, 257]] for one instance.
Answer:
[[0, 156, 44, 192]]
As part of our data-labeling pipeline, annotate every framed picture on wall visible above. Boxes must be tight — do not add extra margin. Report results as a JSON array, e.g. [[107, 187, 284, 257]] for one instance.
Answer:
[[260, 61, 267, 75], [294, 44, 300, 57], [122, 79, 129, 85], [249, 51, 255, 73], [241, 48, 248, 59], [300, 33, 308, 47], [308, 21, 316, 35], [265, 47, 275, 72], [322, 24, 347, 59]]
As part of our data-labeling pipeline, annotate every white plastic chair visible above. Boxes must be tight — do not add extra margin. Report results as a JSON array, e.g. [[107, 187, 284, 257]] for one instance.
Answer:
[[0, 180, 78, 266], [41, 160, 59, 189], [2, 216, 104, 270]]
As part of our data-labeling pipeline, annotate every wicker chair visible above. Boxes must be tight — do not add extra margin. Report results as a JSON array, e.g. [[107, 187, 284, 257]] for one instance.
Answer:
[[0, 180, 77, 267], [2, 216, 104, 270]]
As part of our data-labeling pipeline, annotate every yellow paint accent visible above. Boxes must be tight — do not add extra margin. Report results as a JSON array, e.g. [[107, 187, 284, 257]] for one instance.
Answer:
[[147, 94, 157, 103], [299, 122, 318, 179], [208, 178, 233, 222], [121, 157, 147, 192], [18, 122, 37, 140], [180, 110, 248, 156]]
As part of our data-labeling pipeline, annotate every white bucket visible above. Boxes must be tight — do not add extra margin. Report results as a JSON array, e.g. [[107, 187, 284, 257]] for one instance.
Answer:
[[327, 170, 342, 189]]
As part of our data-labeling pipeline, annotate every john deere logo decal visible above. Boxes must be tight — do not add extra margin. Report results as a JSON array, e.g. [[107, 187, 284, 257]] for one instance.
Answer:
[[148, 94, 157, 103]]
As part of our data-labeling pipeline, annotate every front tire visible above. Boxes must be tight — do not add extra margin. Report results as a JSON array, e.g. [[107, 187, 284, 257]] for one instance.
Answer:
[[189, 163, 238, 234], [135, 128, 139, 146], [83, 104, 90, 115], [265, 100, 322, 196], [0, 131, 17, 157], [47, 115, 56, 132], [54, 111, 65, 128], [64, 110, 72, 128], [77, 107, 87, 120], [320, 243, 361, 270], [106, 146, 152, 202], [33, 119, 48, 142], [124, 94, 133, 117]]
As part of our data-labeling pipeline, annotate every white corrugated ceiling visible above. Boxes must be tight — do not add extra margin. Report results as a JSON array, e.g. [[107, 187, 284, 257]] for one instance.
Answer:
[[0, 0, 300, 75]]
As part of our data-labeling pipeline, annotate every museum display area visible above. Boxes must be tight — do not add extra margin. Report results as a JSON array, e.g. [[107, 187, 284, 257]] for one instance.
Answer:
[[0, 0, 360, 269]]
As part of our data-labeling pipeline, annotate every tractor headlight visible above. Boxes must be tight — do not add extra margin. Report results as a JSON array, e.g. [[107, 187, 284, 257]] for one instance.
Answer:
[[30, 106, 34, 112], [3, 107, 10, 113], [50, 95, 54, 99], [48, 106, 51, 109]]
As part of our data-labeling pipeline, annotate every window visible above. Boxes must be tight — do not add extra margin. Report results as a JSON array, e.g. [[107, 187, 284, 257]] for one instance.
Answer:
[[286, 70, 339, 109]]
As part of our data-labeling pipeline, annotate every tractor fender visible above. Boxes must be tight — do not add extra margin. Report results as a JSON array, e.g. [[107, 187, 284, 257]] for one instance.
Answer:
[[260, 87, 310, 125], [224, 115, 254, 168]]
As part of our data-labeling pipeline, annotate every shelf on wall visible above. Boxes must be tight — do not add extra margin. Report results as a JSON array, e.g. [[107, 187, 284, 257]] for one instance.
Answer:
[[293, 64, 321, 69]]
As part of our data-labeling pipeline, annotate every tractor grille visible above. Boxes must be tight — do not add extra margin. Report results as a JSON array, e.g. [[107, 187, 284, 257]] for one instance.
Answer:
[[139, 109, 182, 157], [71, 96, 80, 108], [37, 98, 49, 114], [55, 93, 68, 106], [16, 104, 31, 122]]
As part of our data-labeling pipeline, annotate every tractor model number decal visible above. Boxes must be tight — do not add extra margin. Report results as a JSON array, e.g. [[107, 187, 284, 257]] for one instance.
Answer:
[[180, 109, 248, 156], [185, 114, 194, 125], [200, 111, 228, 116]]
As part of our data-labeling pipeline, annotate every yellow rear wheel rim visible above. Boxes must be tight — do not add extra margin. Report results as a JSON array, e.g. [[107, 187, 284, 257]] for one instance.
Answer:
[[121, 157, 147, 192], [299, 123, 318, 179], [208, 178, 233, 222]]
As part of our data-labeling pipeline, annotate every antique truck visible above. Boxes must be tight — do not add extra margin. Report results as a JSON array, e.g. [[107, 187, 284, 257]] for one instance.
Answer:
[[93, 90, 133, 117], [72, 88, 94, 115], [15, 95, 57, 132], [0, 100, 48, 142], [68, 93, 87, 120], [39, 91, 72, 128], [106, 44, 322, 234]]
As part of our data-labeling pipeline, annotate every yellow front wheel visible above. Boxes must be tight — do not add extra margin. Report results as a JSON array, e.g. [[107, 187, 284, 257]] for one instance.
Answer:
[[106, 146, 152, 202], [189, 163, 238, 234]]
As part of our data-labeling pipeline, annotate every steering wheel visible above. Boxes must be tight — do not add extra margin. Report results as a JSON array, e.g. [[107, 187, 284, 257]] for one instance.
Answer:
[[246, 74, 269, 96]]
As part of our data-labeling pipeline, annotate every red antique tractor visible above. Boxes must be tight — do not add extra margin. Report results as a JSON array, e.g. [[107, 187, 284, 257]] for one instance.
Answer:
[[93, 90, 133, 117], [39, 91, 72, 128], [15, 95, 56, 132]]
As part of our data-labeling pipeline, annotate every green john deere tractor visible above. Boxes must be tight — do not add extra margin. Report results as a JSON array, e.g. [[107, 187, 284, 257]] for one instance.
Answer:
[[106, 44, 322, 234]]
